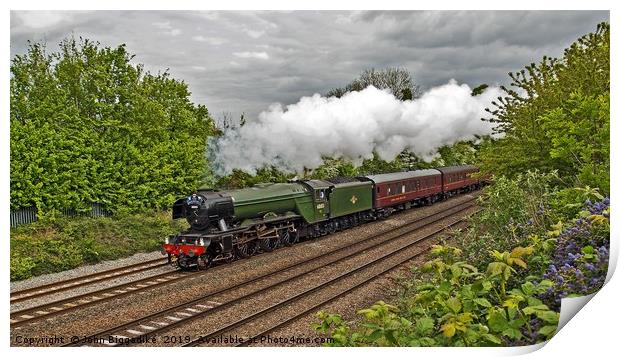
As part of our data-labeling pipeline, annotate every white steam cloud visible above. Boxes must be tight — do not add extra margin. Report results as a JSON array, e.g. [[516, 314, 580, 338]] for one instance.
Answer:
[[209, 80, 501, 175]]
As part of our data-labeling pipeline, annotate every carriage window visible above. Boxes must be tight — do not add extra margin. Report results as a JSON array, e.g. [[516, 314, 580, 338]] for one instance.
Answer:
[[387, 187, 391, 194], [402, 185, 406, 193], [319, 190, 325, 199]]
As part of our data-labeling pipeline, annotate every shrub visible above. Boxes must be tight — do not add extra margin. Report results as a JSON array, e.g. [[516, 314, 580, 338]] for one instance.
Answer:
[[452, 171, 557, 266], [314, 245, 559, 346], [10, 211, 187, 281]]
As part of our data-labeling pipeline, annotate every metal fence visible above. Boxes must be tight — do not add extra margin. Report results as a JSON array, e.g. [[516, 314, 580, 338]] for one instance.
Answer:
[[10, 203, 113, 228]]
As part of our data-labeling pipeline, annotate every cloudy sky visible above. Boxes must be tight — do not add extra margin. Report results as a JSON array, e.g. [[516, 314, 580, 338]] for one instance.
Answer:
[[10, 10, 609, 124]]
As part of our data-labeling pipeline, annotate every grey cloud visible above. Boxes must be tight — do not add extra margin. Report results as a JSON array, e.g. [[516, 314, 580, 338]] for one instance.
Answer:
[[10, 10, 609, 123]]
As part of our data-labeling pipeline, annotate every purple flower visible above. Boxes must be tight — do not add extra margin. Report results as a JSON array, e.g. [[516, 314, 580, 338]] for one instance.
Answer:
[[540, 198, 610, 311]]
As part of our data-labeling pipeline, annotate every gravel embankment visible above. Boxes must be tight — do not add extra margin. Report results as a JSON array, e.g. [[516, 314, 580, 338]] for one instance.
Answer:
[[10, 193, 479, 347]]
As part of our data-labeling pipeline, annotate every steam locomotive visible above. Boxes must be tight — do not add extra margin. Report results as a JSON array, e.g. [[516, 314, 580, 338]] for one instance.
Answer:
[[163, 165, 484, 269]]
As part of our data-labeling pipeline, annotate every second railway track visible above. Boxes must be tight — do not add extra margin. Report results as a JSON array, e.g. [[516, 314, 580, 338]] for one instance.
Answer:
[[10, 269, 197, 328]]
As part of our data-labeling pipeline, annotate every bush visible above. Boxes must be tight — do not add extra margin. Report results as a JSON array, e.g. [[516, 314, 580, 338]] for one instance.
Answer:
[[10, 211, 187, 281], [313, 195, 610, 347], [314, 245, 559, 346], [452, 171, 557, 266]]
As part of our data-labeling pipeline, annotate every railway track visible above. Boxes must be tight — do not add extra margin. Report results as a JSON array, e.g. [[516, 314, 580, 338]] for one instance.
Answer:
[[190, 210, 480, 347], [233, 215, 476, 347], [10, 257, 169, 304], [63, 197, 478, 347]]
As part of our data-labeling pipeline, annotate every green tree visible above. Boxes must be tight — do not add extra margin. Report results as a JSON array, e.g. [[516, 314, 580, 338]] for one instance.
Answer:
[[481, 23, 609, 193], [430, 138, 487, 167], [10, 37, 216, 216]]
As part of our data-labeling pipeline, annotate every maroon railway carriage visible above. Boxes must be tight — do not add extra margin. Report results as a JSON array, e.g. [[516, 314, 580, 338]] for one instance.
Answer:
[[360, 169, 443, 216], [437, 165, 481, 196]]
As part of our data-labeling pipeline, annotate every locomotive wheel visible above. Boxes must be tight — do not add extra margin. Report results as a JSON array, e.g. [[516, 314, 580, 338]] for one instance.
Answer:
[[327, 223, 336, 234], [236, 241, 257, 259], [280, 229, 298, 246], [224, 253, 235, 264], [260, 237, 279, 252]]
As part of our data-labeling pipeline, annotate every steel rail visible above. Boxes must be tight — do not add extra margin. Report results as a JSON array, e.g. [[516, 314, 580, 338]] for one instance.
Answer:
[[10, 270, 197, 328], [11, 258, 169, 304]]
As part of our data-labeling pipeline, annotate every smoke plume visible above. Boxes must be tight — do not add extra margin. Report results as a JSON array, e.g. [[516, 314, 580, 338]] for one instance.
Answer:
[[209, 80, 501, 175]]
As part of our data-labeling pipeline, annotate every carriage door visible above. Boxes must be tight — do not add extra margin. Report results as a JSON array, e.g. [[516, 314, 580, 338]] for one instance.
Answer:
[[314, 188, 330, 221]]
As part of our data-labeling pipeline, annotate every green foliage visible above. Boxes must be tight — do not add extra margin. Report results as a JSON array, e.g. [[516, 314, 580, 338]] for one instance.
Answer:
[[10, 37, 215, 215], [454, 171, 557, 266], [213, 150, 434, 189], [471, 84, 489, 96], [10, 211, 187, 280], [549, 186, 604, 221], [481, 22, 609, 194], [314, 245, 558, 346], [214, 167, 296, 189], [430, 138, 487, 167], [312, 176, 610, 347], [537, 92, 610, 193]]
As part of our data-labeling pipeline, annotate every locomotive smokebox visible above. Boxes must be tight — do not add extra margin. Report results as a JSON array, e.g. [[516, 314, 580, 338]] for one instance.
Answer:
[[172, 190, 234, 231]]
